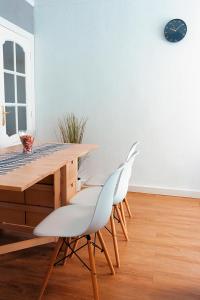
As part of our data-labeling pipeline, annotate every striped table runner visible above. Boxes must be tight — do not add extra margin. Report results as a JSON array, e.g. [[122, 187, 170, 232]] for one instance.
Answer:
[[0, 143, 71, 175]]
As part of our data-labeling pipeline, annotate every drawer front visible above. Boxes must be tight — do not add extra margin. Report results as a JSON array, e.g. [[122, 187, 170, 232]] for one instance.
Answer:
[[67, 180, 76, 201], [25, 184, 54, 208], [0, 190, 24, 204], [68, 159, 77, 181], [0, 208, 25, 224], [26, 210, 52, 227]]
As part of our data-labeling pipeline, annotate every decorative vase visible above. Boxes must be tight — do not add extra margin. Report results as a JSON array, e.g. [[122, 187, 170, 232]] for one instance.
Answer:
[[19, 131, 34, 154], [76, 177, 82, 192]]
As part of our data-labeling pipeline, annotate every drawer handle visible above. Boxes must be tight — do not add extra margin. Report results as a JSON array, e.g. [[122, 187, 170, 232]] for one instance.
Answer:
[[71, 160, 74, 164], [71, 183, 74, 187]]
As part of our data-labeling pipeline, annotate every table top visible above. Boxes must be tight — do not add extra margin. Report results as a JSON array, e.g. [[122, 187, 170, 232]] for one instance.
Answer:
[[0, 143, 97, 192]]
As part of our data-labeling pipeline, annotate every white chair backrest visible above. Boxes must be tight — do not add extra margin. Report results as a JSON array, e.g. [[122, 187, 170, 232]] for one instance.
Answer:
[[126, 141, 139, 161], [114, 151, 139, 204], [86, 165, 125, 234]]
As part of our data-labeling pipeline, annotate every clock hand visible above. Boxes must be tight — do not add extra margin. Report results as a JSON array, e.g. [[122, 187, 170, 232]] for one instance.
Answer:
[[169, 27, 177, 32]]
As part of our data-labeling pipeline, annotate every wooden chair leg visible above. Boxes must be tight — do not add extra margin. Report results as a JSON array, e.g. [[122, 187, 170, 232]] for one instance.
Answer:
[[97, 230, 115, 275], [120, 202, 127, 228], [110, 212, 120, 268], [124, 197, 132, 218], [38, 237, 63, 300], [87, 235, 99, 300], [115, 205, 129, 241]]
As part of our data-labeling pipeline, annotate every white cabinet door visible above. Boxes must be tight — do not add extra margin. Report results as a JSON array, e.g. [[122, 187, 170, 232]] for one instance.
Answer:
[[0, 24, 34, 147]]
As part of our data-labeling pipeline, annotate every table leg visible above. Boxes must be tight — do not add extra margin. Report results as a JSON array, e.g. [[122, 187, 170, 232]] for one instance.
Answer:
[[60, 165, 67, 206], [53, 169, 61, 209]]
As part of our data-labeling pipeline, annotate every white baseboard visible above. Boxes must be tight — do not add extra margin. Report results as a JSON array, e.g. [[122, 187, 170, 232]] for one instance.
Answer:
[[84, 180, 200, 199], [128, 184, 200, 199]]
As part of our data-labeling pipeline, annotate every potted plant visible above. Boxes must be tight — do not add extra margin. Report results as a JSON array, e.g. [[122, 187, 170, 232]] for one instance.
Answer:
[[58, 113, 87, 191]]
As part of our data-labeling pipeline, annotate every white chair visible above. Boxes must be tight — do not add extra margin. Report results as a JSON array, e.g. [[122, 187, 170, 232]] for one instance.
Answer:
[[123, 141, 139, 218], [111, 151, 138, 254], [70, 151, 139, 267], [33, 165, 124, 300], [126, 141, 139, 161]]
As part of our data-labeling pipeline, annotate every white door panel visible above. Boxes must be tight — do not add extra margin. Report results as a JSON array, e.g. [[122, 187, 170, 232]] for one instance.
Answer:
[[0, 24, 34, 147]]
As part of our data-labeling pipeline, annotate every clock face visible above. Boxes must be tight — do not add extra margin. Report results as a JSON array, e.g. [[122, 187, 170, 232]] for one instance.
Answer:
[[164, 19, 187, 42]]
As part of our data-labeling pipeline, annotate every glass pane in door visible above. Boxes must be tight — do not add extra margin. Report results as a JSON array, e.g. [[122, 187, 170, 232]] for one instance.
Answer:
[[4, 73, 15, 103], [17, 76, 26, 103], [16, 44, 25, 74], [5, 106, 16, 136], [18, 106, 27, 131], [3, 41, 14, 71]]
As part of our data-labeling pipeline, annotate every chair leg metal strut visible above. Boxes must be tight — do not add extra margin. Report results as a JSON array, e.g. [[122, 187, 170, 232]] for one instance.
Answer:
[[37, 232, 114, 300]]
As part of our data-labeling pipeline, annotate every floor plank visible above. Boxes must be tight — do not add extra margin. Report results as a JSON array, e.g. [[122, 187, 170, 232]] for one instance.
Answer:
[[1, 192, 200, 299]]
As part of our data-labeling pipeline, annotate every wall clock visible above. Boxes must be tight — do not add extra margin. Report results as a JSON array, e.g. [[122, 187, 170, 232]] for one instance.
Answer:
[[164, 19, 187, 42]]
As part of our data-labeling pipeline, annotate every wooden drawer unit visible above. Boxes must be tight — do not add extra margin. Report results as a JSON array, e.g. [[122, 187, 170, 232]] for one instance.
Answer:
[[0, 207, 25, 225], [0, 159, 78, 226], [25, 184, 54, 208], [0, 190, 24, 204], [66, 159, 77, 201]]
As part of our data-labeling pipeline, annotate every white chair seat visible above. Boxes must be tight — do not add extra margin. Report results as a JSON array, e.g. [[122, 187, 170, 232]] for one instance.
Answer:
[[70, 186, 102, 205], [34, 205, 95, 237], [70, 185, 125, 206]]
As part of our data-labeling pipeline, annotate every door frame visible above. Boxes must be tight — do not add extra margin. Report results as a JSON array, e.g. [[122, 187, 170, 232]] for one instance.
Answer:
[[0, 16, 35, 147], [0, 16, 34, 41]]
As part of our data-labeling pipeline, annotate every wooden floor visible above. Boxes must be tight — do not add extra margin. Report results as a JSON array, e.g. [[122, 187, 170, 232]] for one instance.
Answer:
[[1, 192, 200, 300]]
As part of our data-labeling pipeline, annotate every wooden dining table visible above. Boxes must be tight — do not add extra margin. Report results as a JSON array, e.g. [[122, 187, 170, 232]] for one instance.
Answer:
[[0, 143, 97, 255]]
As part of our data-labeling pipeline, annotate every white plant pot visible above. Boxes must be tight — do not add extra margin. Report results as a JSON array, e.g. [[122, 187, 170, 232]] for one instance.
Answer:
[[76, 178, 82, 192]]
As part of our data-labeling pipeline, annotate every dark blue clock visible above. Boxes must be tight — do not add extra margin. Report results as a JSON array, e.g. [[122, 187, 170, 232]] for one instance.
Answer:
[[164, 19, 187, 42]]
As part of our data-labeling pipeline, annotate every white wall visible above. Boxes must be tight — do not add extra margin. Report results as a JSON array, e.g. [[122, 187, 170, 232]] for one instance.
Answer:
[[35, 0, 200, 198]]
